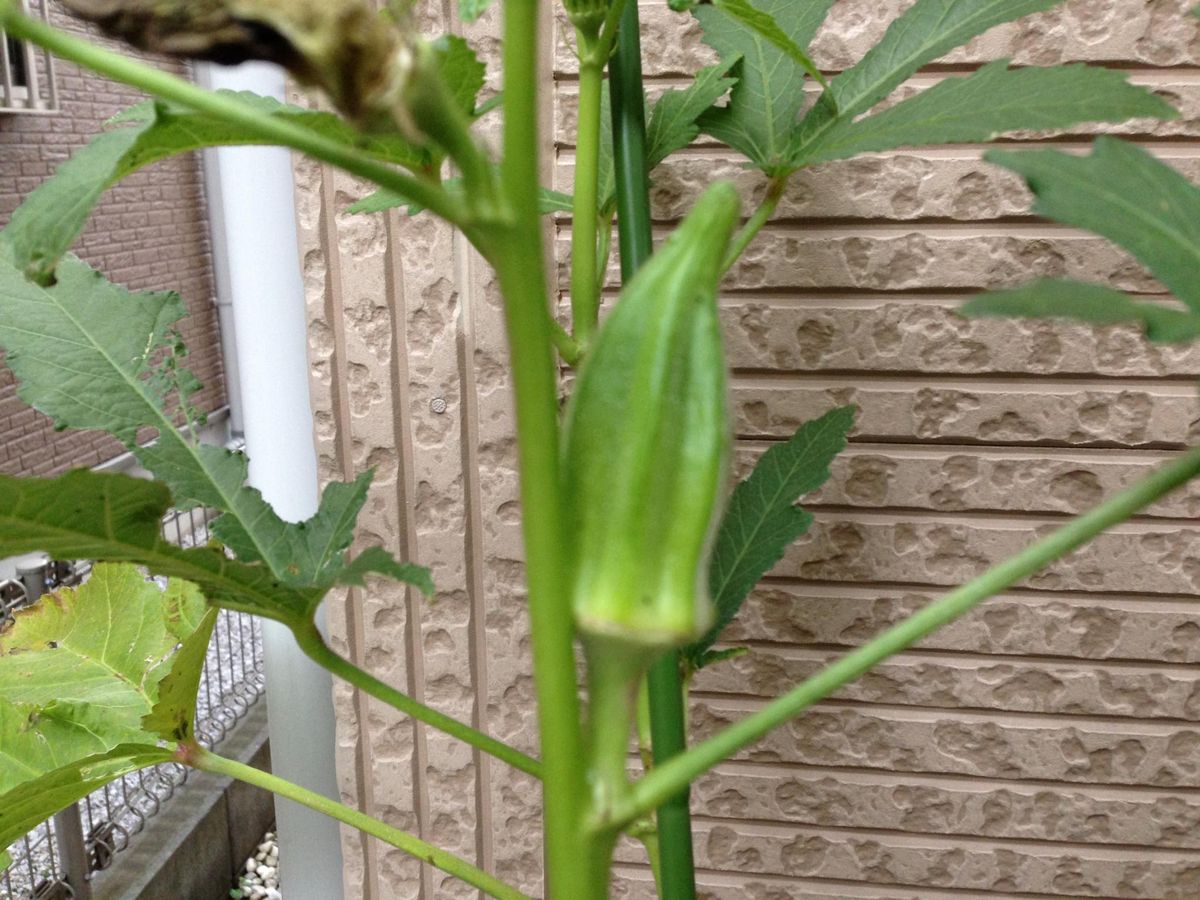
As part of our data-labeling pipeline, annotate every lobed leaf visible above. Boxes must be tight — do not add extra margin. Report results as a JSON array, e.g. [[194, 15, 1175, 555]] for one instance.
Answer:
[[684, 406, 854, 671], [142, 607, 219, 743], [645, 56, 739, 170], [792, 60, 1176, 167], [986, 138, 1200, 316], [2, 91, 426, 284], [0, 250, 428, 595], [0, 470, 318, 623], [694, 0, 836, 172], [431, 35, 487, 119], [709, 0, 826, 89], [963, 279, 1200, 345], [0, 564, 213, 845], [0, 746, 174, 854]]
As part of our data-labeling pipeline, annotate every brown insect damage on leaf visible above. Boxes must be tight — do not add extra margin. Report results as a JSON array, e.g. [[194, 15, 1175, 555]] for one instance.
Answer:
[[59, 0, 411, 124]]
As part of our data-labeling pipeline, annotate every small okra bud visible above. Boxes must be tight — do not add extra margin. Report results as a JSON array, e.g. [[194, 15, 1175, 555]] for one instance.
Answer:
[[563, 0, 610, 37], [563, 182, 740, 652]]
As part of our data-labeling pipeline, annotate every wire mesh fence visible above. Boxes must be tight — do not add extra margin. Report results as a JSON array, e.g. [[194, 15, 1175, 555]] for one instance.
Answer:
[[1, 507, 267, 899]]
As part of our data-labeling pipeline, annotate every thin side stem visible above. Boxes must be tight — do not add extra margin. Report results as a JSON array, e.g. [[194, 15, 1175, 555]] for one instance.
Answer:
[[721, 175, 788, 275], [497, 0, 591, 896], [291, 622, 541, 779], [550, 317, 583, 365], [604, 446, 1200, 830], [0, 5, 466, 225], [570, 51, 604, 348], [188, 747, 528, 900]]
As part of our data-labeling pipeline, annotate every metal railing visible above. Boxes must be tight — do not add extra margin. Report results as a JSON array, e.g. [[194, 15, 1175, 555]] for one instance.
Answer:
[[0, 0, 58, 113], [1, 508, 267, 899]]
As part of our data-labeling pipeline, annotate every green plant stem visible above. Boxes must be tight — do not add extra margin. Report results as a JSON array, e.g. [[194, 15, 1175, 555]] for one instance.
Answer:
[[0, 4, 466, 226], [570, 50, 605, 348], [721, 174, 788, 274], [496, 0, 591, 895], [550, 318, 583, 365], [188, 746, 528, 900], [609, 4, 698, 896], [603, 446, 1200, 831], [291, 622, 541, 779]]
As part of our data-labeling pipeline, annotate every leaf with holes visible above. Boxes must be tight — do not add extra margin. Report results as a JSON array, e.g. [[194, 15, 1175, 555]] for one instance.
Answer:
[[0, 470, 320, 623], [0, 249, 430, 597], [0, 564, 213, 846]]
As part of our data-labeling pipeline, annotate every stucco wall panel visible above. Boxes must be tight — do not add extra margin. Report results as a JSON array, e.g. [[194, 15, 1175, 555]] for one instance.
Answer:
[[302, 1, 1200, 896]]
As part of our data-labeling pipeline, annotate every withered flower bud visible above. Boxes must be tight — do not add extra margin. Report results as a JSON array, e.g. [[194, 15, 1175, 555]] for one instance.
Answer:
[[60, 0, 412, 124]]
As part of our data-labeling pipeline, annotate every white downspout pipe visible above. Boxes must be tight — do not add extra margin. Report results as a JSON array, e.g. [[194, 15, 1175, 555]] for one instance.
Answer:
[[196, 61, 346, 900]]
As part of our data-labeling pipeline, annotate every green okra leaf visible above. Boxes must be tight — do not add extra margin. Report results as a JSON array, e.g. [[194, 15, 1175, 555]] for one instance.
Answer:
[[431, 34, 486, 119], [0, 746, 175, 854], [459, 0, 493, 23], [0, 248, 428, 595], [0, 471, 322, 623], [684, 405, 854, 672], [0, 563, 214, 846], [790, 60, 1177, 168], [986, 138, 1200, 316], [0, 565, 207, 754], [645, 56, 739, 170], [708, 0, 826, 89], [142, 607, 219, 743], [552, 57, 739, 213], [3, 91, 427, 285], [694, 0, 836, 172], [963, 279, 1200, 345], [788, 0, 1071, 166]]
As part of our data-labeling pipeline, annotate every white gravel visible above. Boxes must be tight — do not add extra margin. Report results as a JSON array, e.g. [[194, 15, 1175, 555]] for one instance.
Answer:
[[232, 830, 281, 900]]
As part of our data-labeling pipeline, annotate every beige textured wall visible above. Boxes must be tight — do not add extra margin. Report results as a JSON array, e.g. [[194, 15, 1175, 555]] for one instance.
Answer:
[[301, 1, 1200, 897]]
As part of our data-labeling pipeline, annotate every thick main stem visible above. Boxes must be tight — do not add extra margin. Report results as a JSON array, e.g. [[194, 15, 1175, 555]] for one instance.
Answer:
[[496, 0, 591, 895], [605, 446, 1200, 830], [291, 622, 541, 778], [188, 747, 528, 900], [608, 3, 698, 896]]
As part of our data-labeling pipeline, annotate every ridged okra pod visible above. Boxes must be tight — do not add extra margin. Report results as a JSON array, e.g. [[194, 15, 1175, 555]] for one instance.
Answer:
[[564, 182, 740, 655]]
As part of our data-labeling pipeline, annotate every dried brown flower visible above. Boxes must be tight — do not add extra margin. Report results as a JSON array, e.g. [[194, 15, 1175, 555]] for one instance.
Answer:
[[61, 0, 411, 123]]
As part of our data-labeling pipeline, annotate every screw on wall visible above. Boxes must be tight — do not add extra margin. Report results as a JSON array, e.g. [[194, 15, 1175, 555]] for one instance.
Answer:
[[430, 398, 447, 414]]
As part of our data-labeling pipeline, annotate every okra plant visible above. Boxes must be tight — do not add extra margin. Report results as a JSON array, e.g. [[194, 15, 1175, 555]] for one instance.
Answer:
[[0, 0, 1198, 897]]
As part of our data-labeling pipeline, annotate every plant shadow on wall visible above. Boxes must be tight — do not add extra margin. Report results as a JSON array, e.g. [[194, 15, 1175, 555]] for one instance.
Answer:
[[0, 0, 1198, 897]]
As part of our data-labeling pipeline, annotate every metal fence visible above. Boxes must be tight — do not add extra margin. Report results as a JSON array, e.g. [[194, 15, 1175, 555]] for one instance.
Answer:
[[1, 508, 267, 899]]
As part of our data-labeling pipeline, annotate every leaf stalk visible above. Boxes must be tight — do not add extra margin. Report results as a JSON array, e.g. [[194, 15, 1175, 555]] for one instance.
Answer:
[[188, 746, 528, 900], [291, 621, 542, 779]]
